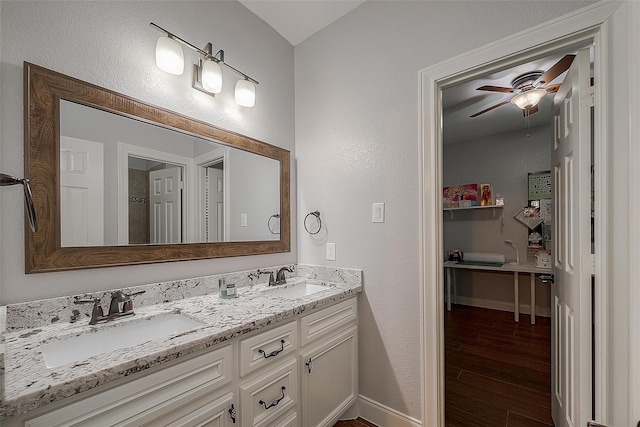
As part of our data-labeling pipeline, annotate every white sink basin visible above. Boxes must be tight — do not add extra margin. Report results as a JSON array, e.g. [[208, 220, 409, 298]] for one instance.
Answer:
[[264, 282, 328, 299], [40, 313, 203, 368]]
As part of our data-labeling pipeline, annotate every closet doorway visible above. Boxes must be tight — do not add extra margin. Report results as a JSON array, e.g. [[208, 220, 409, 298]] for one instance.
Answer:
[[418, 3, 622, 425]]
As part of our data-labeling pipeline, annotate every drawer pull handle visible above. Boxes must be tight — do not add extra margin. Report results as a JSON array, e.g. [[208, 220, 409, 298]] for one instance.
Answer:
[[258, 339, 285, 358], [306, 357, 313, 373], [258, 386, 286, 410]]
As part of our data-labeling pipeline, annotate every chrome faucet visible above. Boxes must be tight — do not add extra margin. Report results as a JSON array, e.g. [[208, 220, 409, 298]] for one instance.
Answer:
[[275, 266, 293, 285]]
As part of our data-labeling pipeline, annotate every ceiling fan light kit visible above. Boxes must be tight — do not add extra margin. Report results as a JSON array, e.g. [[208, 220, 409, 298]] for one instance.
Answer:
[[470, 54, 576, 118], [510, 88, 547, 110]]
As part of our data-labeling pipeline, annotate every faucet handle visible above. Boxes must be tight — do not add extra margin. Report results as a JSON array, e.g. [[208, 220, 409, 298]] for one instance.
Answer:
[[74, 297, 105, 325], [258, 270, 276, 286]]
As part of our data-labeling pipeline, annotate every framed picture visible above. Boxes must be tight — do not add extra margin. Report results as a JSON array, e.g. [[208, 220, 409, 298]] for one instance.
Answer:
[[479, 183, 492, 206], [443, 183, 478, 208]]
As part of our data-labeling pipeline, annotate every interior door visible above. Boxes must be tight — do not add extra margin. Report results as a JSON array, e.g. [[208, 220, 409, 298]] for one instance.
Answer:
[[60, 136, 104, 246], [550, 47, 592, 427], [149, 167, 183, 244]]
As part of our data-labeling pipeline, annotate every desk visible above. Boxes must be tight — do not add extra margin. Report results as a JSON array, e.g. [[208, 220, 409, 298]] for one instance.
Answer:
[[444, 261, 551, 324]]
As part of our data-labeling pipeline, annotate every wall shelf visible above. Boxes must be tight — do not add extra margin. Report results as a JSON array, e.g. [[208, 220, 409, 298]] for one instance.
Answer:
[[443, 205, 503, 213], [443, 205, 504, 231]]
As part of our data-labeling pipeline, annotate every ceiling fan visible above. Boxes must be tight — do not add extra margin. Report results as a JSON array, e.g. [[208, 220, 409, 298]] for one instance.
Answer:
[[470, 54, 575, 118]]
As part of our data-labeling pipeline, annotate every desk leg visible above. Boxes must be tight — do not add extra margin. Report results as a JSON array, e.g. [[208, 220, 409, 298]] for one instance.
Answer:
[[446, 268, 452, 311], [514, 272, 519, 322], [530, 273, 536, 325]]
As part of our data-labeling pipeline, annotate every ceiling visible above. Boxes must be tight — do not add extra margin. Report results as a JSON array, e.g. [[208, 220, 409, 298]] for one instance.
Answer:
[[237, 1, 575, 144], [239, 0, 366, 46], [443, 52, 574, 144]]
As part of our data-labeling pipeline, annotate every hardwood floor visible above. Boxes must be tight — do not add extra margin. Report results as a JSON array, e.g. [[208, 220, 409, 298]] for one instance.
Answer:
[[445, 305, 552, 427]]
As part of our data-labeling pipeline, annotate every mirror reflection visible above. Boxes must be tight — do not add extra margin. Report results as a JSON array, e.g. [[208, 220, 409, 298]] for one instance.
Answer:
[[59, 100, 280, 247]]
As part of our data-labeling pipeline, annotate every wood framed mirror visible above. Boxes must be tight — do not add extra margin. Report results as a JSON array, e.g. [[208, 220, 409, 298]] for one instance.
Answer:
[[24, 62, 290, 273]]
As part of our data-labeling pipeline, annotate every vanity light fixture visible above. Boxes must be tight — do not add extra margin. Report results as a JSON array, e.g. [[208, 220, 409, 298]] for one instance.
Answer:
[[235, 78, 256, 108], [151, 22, 258, 106]]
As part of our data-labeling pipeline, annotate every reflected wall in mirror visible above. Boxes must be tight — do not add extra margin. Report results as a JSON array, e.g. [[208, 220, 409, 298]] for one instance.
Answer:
[[25, 62, 290, 273], [59, 100, 280, 247]]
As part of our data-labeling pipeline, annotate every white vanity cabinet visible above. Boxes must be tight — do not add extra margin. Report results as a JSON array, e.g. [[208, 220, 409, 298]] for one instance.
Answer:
[[299, 299, 358, 427], [3, 296, 358, 427]]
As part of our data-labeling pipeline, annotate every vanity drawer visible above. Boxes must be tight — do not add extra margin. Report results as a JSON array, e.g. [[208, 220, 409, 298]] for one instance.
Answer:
[[300, 297, 357, 346], [239, 358, 298, 427], [239, 321, 297, 377], [272, 412, 297, 427]]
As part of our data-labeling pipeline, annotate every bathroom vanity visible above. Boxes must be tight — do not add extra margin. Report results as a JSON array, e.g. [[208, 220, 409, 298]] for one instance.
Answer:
[[0, 265, 361, 427]]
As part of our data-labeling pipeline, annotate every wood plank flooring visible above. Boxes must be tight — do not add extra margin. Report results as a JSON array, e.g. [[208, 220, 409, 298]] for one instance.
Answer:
[[445, 305, 552, 427], [334, 305, 551, 427]]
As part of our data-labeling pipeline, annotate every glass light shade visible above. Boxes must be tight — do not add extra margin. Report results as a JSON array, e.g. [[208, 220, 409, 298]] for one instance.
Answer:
[[201, 60, 223, 94], [235, 79, 256, 107], [510, 89, 546, 109], [155, 36, 184, 75]]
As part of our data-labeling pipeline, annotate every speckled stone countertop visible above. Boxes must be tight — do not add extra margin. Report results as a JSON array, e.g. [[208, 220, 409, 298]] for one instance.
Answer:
[[0, 264, 362, 420]]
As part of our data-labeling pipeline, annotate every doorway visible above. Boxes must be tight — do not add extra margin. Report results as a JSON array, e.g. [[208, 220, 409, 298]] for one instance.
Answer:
[[419, 3, 619, 426], [440, 47, 588, 425]]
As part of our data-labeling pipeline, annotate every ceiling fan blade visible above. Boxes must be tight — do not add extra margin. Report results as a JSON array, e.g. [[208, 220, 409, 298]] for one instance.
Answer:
[[476, 85, 514, 93], [534, 54, 576, 86], [470, 100, 511, 117], [545, 84, 561, 93], [523, 105, 539, 117]]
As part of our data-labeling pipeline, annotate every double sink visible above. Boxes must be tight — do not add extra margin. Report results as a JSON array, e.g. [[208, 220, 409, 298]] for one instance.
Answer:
[[39, 281, 328, 369]]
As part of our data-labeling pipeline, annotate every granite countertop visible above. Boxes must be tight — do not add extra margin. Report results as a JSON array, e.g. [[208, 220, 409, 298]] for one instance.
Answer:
[[1, 275, 361, 420]]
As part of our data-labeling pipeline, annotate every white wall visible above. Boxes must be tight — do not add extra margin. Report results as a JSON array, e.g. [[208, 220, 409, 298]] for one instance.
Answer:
[[295, 1, 594, 420], [0, 1, 295, 303]]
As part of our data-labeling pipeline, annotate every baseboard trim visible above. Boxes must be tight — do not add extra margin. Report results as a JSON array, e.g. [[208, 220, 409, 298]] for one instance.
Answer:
[[340, 395, 422, 427], [453, 296, 551, 317]]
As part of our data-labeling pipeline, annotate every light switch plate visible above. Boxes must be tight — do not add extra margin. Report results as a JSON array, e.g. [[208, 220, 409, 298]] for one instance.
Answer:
[[372, 202, 385, 223], [326, 243, 336, 261]]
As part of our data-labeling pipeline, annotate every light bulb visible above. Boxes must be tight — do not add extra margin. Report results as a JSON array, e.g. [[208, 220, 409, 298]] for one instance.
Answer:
[[155, 36, 184, 75], [201, 60, 223, 94], [511, 88, 546, 110], [235, 79, 255, 107]]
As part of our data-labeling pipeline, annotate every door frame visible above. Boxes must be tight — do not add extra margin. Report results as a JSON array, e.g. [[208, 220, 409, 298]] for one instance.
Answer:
[[419, 2, 626, 426]]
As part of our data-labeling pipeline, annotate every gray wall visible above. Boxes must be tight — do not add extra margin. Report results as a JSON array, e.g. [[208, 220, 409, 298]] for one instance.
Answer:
[[294, 0, 593, 420], [0, 1, 295, 303], [443, 125, 552, 313]]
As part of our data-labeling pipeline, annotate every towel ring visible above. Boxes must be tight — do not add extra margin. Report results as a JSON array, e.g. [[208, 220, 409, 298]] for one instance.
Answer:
[[268, 214, 280, 235], [1, 173, 38, 232], [304, 211, 322, 235]]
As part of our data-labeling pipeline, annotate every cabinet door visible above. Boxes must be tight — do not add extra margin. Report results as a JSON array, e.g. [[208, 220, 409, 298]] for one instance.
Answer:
[[300, 326, 358, 427]]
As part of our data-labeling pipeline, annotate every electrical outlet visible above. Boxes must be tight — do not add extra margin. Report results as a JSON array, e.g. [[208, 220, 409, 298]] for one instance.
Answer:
[[326, 243, 336, 261], [240, 213, 247, 227]]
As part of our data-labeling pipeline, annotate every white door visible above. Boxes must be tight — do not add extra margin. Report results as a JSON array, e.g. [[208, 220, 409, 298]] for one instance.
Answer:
[[201, 165, 224, 242], [60, 136, 104, 246], [550, 47, 592, 427], [149, 167, 183, 244]]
